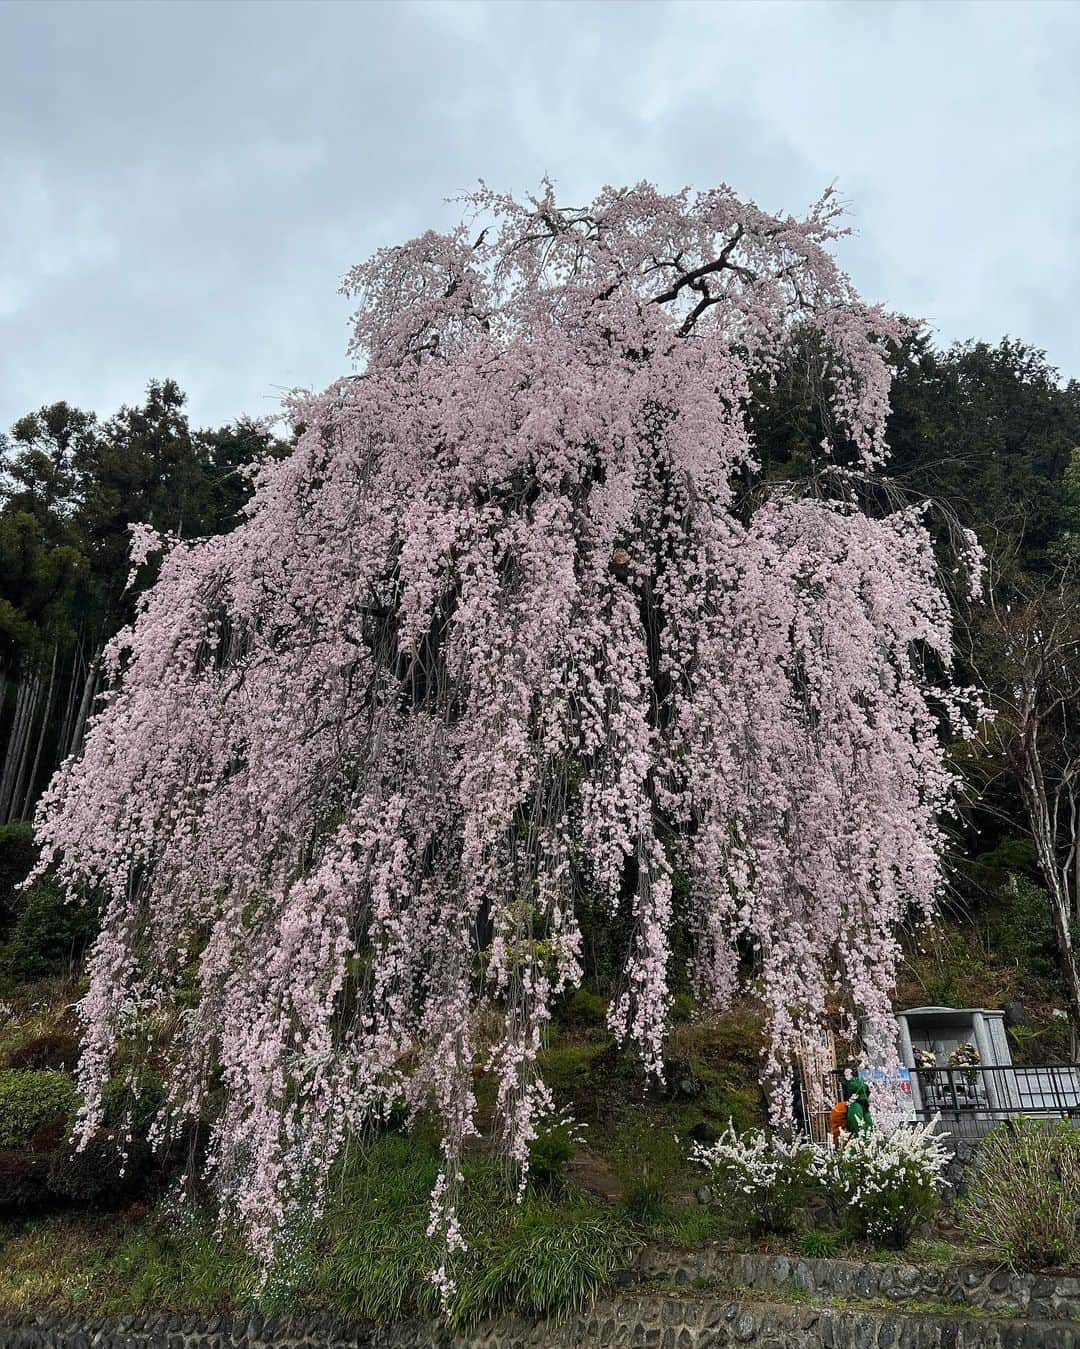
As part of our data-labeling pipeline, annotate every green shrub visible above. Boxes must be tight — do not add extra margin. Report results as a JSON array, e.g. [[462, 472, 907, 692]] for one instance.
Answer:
[[0, 1148, 54, 1214], [0, 821, 37, 939], [48, 1128, 154, 1208], [0, 1068, 77, 1148], [528, 1107, 586, 1194], [0, 880, 98, 984], [960, 1118, 1080, 1268], [992, 875, 1076, 987], [648, 1203, 733, 1245], [558, 987, 608, 1029], [100, 1070, 166, 1136], [966, 836, 1038, 899]]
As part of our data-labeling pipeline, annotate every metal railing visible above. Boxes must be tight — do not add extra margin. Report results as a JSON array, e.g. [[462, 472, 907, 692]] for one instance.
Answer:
[[905, 1064, 1080, 1136], [798, 1063, 1078, 1138], [798, 1063, 1080, 1142]]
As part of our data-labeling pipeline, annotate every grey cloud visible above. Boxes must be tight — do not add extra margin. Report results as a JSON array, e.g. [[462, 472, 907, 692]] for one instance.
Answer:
[[2, 0, 1077, 434]]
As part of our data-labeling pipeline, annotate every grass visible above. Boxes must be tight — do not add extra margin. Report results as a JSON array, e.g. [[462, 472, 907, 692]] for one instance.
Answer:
[[644, 1204, 735, 1246], [0, 1211, 132, 1314], [0, 1130, 641, 1327], [318, 1130, 641, 1327], [0, 979, 80, 1063]]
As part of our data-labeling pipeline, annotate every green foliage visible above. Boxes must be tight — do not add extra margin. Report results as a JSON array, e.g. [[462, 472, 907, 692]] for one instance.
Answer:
[[992, 875, 1073, 986], [109, 1199, 259, 1311], [610, 1120, 684, 1225], [796, 1229, 843, 1259], [317, 1133, 444, 1322], [454, 1210, 638, 1326], [48, 1130, 154, 1209], [1058, 445, 1080, 564], [0, 1069, 76, 1149], [573, 888, 634, 987], [886, 337, 1080, 572], [527, 1109, 585, 1194], [528, 1132, 575, 1193], [99, 1070, 166, 1136], [1, 384, 291, 819], [557, 987, 608, 1030], [965, 837, 1039, 899], [692, 1126, 818, 1236], [536, 1038, 610, 1097], [317, 1130, 637, 1327], [906, 926, 1006, 1010], [0, 824, 37, 939], [0, 880, 98, 985], [825, 1128, 947, 1249], [960, 1118, 1080, 1268]]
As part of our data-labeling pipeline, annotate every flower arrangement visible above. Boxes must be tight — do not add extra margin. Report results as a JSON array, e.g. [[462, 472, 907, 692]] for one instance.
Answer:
[[822, 1117, 951, 1246], [912, 1048, 937, 1070], [948, 1042, 981, 1085], [691, 1124, 818, 1234]]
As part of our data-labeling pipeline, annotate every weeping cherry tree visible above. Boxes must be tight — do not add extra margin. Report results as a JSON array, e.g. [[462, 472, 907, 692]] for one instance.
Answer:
[[33, 180, 980, 1286]]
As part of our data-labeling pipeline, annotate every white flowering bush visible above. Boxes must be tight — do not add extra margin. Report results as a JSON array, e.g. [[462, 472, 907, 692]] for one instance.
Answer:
[[691, 1124, 818, 1234], [823, 1118, 950, 1247]]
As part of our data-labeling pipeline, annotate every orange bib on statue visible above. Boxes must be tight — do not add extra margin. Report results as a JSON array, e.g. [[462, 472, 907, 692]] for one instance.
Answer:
[[829, 1099, 850, 1144]]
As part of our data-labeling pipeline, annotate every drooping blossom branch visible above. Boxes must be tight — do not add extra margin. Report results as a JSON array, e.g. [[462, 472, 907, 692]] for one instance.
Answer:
[[33, 178, 979, 1282]]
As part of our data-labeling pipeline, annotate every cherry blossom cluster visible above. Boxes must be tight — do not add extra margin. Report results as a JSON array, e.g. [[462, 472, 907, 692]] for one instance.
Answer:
[[32, 179, 979, 1284]]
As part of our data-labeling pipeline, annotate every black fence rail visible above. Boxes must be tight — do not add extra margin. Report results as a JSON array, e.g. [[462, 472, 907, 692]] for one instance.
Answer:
[[905, 1063, 1080, 1137], [796, 1063, 1080, 1142]]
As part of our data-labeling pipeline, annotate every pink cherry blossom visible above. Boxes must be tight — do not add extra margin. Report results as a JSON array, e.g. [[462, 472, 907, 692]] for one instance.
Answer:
[[32, 179, 982, 1281]]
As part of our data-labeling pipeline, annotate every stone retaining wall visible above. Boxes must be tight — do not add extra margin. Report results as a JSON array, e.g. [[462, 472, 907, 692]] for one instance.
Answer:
[[632, 1246, 1080, 1320], [3, 1296, 1079, 1349], [5, 1249, 1080, 1349]]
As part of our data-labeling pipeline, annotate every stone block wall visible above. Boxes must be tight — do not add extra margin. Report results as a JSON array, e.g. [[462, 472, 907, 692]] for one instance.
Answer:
[[632, 1246, 1080, 1320], [4, 1248, 1080, 1348], [3, 1294, 1080, 1349]]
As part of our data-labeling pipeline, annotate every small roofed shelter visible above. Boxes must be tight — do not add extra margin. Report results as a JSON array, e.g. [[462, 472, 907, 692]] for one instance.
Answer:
[[897, 1005, 1080, 1136], [896, 1006, 1010, 1071]]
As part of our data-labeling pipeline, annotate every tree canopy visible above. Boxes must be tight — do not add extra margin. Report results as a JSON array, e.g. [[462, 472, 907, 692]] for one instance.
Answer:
[[30, 181, 983, 1281]]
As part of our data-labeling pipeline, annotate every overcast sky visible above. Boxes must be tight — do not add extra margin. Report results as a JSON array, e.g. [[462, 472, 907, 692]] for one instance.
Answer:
[[2, 0, 1078, 434]]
